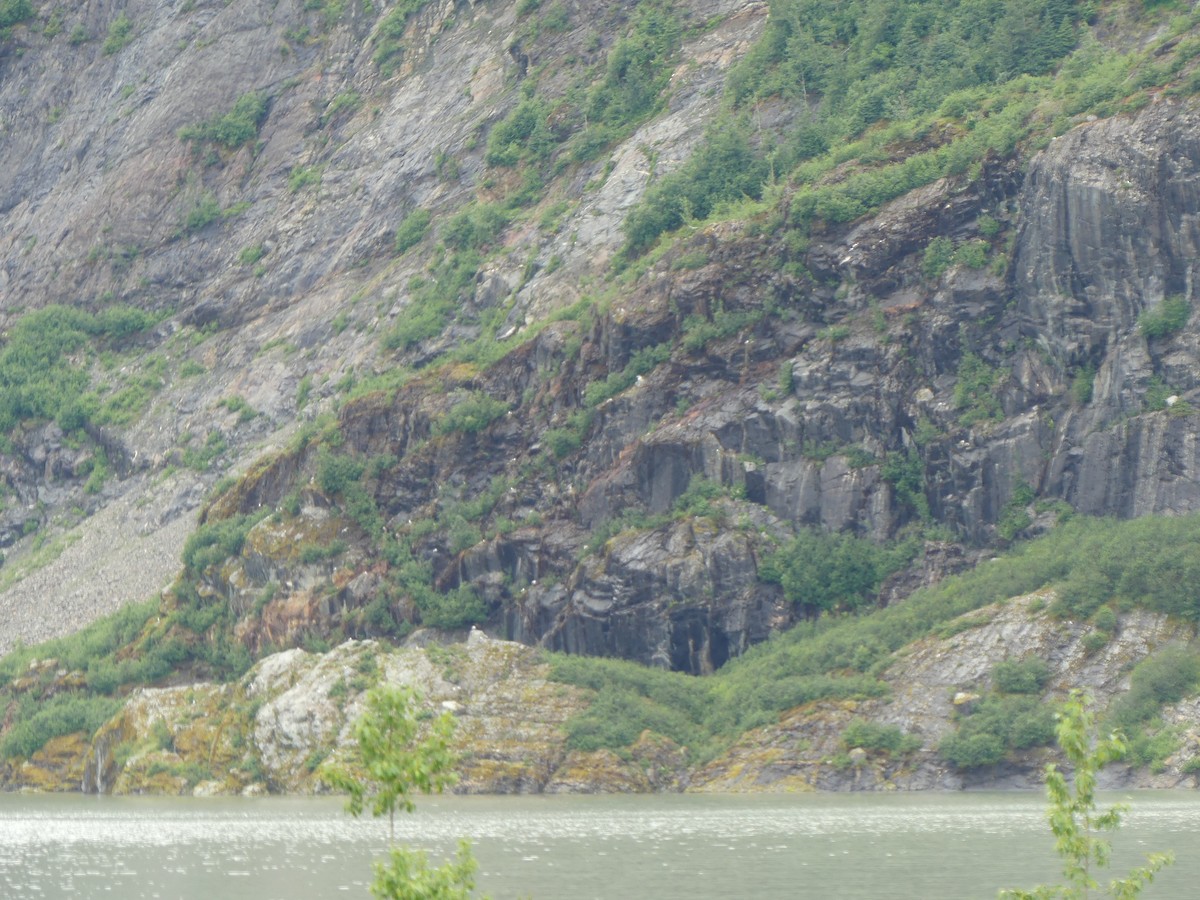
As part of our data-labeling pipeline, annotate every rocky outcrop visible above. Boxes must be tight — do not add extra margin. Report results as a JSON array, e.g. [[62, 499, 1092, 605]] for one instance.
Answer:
[[692, 593, 1200, 792], [3, 632, 673, 795], [142, 89, 1200, 673], [9, 600, 1200, 795], [5, 0, 1200, 799]]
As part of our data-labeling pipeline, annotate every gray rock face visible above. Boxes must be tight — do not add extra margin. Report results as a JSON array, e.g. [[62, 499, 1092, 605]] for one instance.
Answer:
[[522, 513, 788, 673], [190, 91, 1200, 672], [4, 0, 1200, 685]]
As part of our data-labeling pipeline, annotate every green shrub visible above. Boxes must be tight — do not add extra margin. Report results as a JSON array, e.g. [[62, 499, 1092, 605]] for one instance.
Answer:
[[415, 585, 488, 629], [432, 393, 508, 436], [992, 657, 1050, 694], [1071, 363, 1095, 405], [0, 0, 33, 30], [922, 237, 955, 280], [299, 540, 348, 564], [182, 510, 268, 572], [317, 449, 366, 495], [952, 239, 989, 269], [102, 12, 133, 55], [383, 250, 481, 352], [1110, 646, 1200, 730], [940, 694, 1056, 769], [486, 94, 556, 167], [0, 693, 122, 759], [880, 448, 929, 520], [182, 430, 227, 470], [759, 528, 916, 615], [681, 308, 762, 352], [442, 203, 509, 251], [0, 305, 155, 436], [288, 164, 323, 192], [544, 426, 583, 459], [840, 719, 921, 754], [1139, 296, 1190, 339], [322, 89, 361, 123], [1054, 515, 1200, 621], [182, 193, 222, 232], [996, 481, 1036, 542], [394, 208, 431, 254], [179, 92, 269, 149], [623, 117, 769, 256], [1091, 605, 1118, 633], [0, 598, 158, 688], [954, 352, 1005, 426], [583, 343, 671, 406], [585, 0, 680, 129], [372, 0, 430, 72]]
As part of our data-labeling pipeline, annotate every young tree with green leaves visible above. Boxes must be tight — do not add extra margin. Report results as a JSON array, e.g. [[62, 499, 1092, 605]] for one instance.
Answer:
[[1000, 691, 1173, 899], [327, 684, 482, 899]]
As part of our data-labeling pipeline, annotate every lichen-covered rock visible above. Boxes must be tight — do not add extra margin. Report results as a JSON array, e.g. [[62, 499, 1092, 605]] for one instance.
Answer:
[[41, 633, 608, 795], [691, 591, 1197, 792]]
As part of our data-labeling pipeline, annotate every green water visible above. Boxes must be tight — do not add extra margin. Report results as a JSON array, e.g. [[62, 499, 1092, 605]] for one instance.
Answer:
[[1, 791, 1198, 899]]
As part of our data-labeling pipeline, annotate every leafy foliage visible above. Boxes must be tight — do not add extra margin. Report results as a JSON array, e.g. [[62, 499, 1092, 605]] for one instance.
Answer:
[[1139, 296, 1190, 339], [729, 0, 1080, 114], [394, 208, 431, 254], [759, 528, 916, 615], [623, 117, 769, 256], [486, 93, 557, 167], [1001, 692, 1173, 899], [179, 92, 269, 149], [372, 0, 432, 73], [181, 510, 268, 572], [102, 12, 133, 55], [620, 0, 1188, 255], [328, 685, 457, 834], [0, 304, 157, 435], [1052, 514, 1200, 620], [432, 393, 508, 437], [993, 657, 1050, 695], [369, 842, 479, 900], [585, 0, 680, 128], [0, 0, 33, 30], [583, 343, 671, 407], [954, 352, 1006, 426], [0, 693, 122, 759], [384, 250, 482, 351], [1108, 645, 1200, 732], [939, 693, 1056, 768], [880, 448, 930, 520], [840, 719, 921, 755], [325, 686, 479, 899]]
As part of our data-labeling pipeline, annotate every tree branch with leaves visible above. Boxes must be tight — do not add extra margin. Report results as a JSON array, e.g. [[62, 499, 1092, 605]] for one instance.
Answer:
[[326, 684, 482, 899], [1000, 690, 1173, 900]]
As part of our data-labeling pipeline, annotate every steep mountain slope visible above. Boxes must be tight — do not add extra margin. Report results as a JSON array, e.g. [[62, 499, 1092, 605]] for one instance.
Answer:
[[0, 0, 764, 653], [4, 0, 1200, 790]]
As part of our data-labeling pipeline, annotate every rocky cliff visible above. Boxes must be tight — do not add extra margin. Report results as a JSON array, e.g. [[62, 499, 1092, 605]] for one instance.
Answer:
[[6, 598, 1198, 795], [3, 0, 1200, 791]]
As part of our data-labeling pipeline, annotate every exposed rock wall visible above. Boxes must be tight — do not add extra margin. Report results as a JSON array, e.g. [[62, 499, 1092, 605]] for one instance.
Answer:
[[3, 0, 1200, 680], [9, 601, 1200, 795]]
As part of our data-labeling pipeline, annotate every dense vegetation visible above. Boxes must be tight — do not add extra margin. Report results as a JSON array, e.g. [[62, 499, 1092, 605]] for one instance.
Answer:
[[551, 513, 1200, 766], [4, 0, 1200, 787], [622, 0, 1200, 256], [0, 304, 158, 436]]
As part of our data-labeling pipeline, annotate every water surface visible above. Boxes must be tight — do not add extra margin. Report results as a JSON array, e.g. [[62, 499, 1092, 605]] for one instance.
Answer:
[[2, 791, 1198, 899]]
